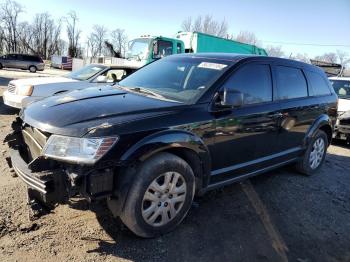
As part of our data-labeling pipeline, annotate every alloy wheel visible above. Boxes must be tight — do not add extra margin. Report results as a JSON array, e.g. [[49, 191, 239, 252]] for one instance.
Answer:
[[309, 137, 325, 169]]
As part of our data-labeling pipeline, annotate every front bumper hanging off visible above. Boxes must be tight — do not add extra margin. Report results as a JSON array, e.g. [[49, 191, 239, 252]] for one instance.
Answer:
[[9, 148, 69, 206], [5, 118, 116, 209]]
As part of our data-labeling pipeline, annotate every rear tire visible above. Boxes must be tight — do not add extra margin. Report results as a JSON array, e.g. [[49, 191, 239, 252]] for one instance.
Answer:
[[296, 130, 328, 175], [0, 63, 3, 69], [119, 152, 195, 238], [29, 65, 37, 73]]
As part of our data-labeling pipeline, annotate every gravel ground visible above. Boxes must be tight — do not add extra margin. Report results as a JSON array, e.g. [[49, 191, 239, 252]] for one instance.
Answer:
[[0, 70, 350, 262]]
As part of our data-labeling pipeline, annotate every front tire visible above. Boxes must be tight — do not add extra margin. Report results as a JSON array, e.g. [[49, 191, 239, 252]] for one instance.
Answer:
[[29, 65, 37, 73], [120, 152, 195, 238], [296, 130, 328, 175]]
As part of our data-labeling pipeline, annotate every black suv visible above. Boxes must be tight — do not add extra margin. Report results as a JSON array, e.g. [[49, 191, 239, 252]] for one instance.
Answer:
[[7, 53, 337, 237]]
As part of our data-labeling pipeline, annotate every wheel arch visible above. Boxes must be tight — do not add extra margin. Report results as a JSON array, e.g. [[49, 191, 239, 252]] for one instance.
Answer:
[[120, 130, 211, 192], [304, 114, 333, 146], [108, 131, 211, 217]]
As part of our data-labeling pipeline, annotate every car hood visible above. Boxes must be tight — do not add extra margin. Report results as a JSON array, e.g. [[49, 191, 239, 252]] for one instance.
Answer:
[[21, 86, 181, 137], [10, 76, 78, 87]]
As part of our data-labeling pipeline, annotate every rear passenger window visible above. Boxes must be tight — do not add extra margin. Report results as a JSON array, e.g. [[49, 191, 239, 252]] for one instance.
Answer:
[[306, 71, 331, 96], [222, 64, 272, 105], [275, 66, 308, 100]]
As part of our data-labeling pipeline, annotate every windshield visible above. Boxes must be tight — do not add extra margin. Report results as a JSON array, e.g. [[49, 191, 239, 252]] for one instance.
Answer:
[[330, 80, 350, 99], [118, 57, 230, 103], [126, 38, 152, 61], [66, 65, 106, 81]]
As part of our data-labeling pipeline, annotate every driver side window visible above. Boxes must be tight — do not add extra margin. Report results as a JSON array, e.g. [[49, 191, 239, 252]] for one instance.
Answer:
[[222, 64, 272, 105]]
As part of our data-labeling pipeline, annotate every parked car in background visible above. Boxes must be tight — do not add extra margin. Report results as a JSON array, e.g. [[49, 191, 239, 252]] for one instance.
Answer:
[[329, 77, 350, 142], [3, 64, 137, 109], [0, 54, 44, 73], [6, 54, 337, 237]]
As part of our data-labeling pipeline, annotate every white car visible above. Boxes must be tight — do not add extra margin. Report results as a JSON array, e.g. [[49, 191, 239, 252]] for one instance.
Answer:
[[329, 76, 350, 141], [3, 64, 137, 109]]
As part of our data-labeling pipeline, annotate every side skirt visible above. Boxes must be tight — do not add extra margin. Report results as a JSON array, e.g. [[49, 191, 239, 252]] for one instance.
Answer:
[[202, 157, 299, 193]]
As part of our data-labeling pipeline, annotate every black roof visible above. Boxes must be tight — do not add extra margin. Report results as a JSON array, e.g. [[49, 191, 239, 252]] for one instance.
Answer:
[[168, 53, 323, 74]]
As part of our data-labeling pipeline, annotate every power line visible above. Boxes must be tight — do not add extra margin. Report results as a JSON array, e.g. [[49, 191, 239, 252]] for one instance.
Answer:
[[262, 40, 350, 48]]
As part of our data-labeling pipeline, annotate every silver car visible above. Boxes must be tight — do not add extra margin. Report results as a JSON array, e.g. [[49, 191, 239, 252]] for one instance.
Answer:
[[0, 53, 45, 73]]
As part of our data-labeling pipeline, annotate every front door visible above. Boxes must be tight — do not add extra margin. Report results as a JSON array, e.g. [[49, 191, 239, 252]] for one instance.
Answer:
[[4, 54, 17, 68], [210, 63, 281, 184]]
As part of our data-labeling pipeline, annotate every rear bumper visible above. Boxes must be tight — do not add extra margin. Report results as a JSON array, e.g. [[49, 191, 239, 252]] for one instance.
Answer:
[[36, 64, 45, 71]]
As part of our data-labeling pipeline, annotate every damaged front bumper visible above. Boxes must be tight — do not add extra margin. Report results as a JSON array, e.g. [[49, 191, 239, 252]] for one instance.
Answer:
[[5, 118, 116, 209], [9, 147, 69, 206]]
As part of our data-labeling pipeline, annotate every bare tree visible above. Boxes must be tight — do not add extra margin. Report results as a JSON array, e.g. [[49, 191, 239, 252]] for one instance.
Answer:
[[28, 13, 62, 59], [0, 26, 6, 54], [291, 53, 310, 63], [111, 28, 128, 57], [265, 45, 285, 58], [16, 21, 34, 53], [87, 25, 108, 57], [336, 50, 350, 68], [235, 31, 259, 45], [87, 35, 98, 58], [0, 0, 23, 52], [65, 11, 81, 58], [314, 52, 338, 64], [181, 17, 192, 31], [181, 15, 228, 37]]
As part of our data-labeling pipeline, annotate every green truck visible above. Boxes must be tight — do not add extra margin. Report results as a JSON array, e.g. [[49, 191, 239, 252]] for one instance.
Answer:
[[125, 31, 267, 67]]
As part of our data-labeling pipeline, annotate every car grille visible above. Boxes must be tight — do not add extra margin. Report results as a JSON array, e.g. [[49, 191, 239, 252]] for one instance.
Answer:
[[22, 125, 49, 161], [339, 119, 350, 126], [7, 83, 16, 93]]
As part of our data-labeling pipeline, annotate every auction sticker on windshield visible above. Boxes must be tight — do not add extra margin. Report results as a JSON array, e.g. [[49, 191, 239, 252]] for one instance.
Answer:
[[198, 62, 228, 70]]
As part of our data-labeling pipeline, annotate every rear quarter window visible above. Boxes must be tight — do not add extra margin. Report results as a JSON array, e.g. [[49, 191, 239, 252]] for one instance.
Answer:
[[274, 66, 308, 100], [306, 71, 331, 96]]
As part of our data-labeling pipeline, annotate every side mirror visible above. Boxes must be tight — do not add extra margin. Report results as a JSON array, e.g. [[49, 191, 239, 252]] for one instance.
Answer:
[[219, 89, 244, 108], [95, 75, 107, 83], [152, 41, 161, 59]]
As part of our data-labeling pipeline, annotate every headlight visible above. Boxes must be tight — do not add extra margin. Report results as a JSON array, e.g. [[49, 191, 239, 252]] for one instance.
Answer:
[[42, 135, 118, 164], [16, 85, 33, 96]]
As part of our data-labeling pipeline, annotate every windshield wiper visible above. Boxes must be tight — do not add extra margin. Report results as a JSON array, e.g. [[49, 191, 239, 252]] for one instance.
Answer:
[[115, 85, 180, 103], [129, 87, 167, 99]]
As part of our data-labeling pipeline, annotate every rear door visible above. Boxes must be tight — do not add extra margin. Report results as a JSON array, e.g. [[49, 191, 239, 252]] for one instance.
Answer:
[[272, 64, 318, 153]]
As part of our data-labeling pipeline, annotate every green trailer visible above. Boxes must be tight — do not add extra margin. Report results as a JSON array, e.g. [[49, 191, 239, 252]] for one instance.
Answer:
[[176, 31, 267, 56], [124, 32, 267, 68]]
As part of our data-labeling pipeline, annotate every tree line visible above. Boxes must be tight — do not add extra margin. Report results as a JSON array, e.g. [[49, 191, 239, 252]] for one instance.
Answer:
[[0, 0, 128, 59], [0, 0, 348, 68]]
